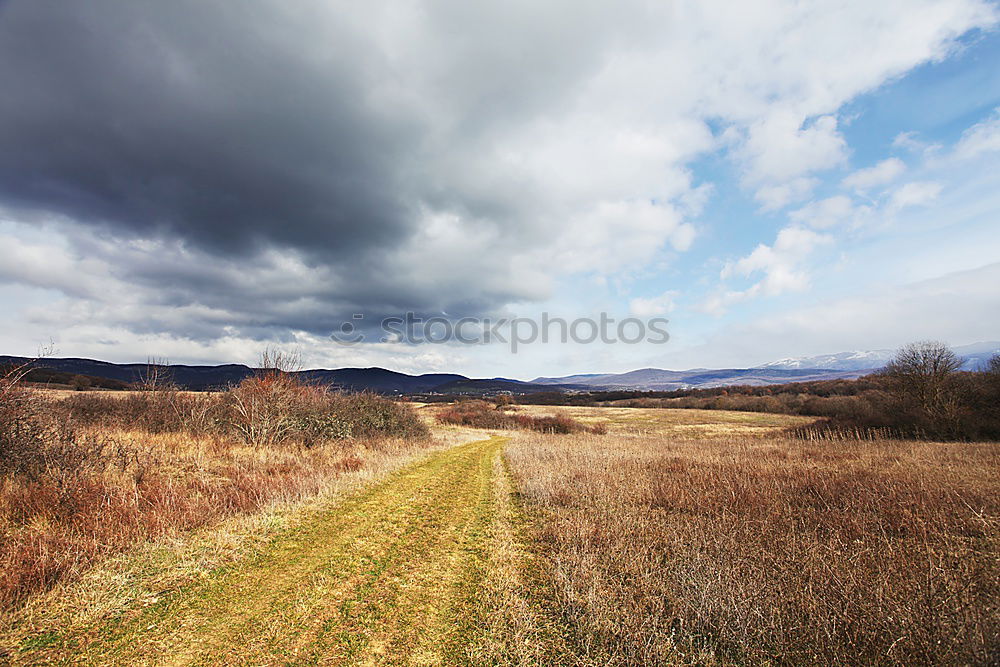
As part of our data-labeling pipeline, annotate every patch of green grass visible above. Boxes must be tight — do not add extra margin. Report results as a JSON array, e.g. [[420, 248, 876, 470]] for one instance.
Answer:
[[18, 631, 60, 652], [15, 437, 509, 665]]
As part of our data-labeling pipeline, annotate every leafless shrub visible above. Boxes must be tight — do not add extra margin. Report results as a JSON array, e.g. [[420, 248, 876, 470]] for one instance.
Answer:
[[59, 351, 428, 446], [221, 369, 428, 446], [133, 356, 176, 392], [437, 400, 513, 429], [436, 400, 604, 434], [62, 391, 220, 434], [223, 371, 307, 446]]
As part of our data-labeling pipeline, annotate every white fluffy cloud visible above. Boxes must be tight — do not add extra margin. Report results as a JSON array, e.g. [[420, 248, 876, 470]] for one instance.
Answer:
[[630, 291, 678, 317], [842, 158, 907, 190], [707, 226, 833, 313], [955, 107, 1000, 159], [754, 178, 820, 211], [549, 200, 695, 275], [889, 181, 944, 212], [741, 115, 848, 202], [789, 196, 864, 229]]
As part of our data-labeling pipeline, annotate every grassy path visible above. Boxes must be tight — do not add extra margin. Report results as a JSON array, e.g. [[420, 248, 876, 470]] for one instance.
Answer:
[[18, 436, 510, 666]]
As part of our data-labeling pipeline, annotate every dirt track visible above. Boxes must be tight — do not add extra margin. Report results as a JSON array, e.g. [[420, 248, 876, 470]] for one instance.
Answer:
[[22, 436, 507, 666]]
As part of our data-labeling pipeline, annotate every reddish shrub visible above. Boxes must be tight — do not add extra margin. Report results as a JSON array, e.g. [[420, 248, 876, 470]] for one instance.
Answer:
[[435, 400, 603, 434]]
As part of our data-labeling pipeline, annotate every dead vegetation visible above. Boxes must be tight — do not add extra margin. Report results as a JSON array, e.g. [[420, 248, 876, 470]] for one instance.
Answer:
[[435, 399, 607, 434], [0, 358, 430, 611], [3, 351, 998, 664], [504, 417, 1000, 665]]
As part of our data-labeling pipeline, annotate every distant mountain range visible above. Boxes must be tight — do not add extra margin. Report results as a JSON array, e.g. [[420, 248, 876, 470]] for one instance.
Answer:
[[755, 341, 1000, 372], [533, 341, 999, 389], [0, 356, 468, 393], [530, 367, 870, 391], [3, 341, 997, 394]]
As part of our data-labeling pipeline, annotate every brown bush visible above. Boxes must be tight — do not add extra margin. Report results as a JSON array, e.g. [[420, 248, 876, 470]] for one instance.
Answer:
[[512, 414, 580, 434], [222, 372, 317, 445], [435, 400, 602, 434], [59, 377, 429, 445], [62, 390, 222, 434], [436, 400, 514, 429], [222, 374, 428, 446], [0, 382, 47, 478], [316, 391, 430, 441]]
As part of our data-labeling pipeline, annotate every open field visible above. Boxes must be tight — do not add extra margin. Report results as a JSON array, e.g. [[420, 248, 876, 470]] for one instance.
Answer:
[[2, 396, 998, 665], [502, 412, 1000, 665], [504, 403, 815, 437]]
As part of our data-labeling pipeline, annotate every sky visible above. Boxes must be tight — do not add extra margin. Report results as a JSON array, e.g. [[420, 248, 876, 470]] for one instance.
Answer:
[[1, 0, 999, 379]]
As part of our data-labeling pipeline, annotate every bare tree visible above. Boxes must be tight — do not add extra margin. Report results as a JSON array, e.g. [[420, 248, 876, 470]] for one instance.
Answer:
[[986, 354, 1000, 376], [881, 341, 962, 428], [984, 354, 1000, 405], [493, 394, 516, 410], [257, 347, 302, 378], [0, 343, 56, 400], [70, 375, 91, 392], [136, 357, 175, 392]]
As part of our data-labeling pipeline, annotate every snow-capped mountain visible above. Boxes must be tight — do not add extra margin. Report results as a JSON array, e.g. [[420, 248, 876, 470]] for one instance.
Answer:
[[756, 350, 895, 371], [757, 342, 1000, 372]]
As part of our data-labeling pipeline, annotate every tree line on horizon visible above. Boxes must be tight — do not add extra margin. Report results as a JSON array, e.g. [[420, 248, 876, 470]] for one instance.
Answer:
[[519, 341, 1000, 440]]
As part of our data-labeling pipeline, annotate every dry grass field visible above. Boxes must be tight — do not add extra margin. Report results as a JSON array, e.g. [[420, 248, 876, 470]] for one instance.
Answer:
[[510, 403, 814, 436], [0, 425, 437, 610], [500, 406, 1000, 665], [2, 389, 997, 665], [0, 380, 431, 613]]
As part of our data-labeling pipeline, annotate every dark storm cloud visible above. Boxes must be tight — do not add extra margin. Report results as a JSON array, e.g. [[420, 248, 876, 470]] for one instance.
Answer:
[[0, 0, 693, 343], [0, 1, 420, 260], [0, 0, 626, 343]]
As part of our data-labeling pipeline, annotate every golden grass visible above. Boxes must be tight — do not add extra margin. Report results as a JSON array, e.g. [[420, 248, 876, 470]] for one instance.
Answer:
[[4, 398, 997, 664], [1, 435, 441, 646], [0, 422, 435, 613], [31, 388, 213, 399], [513, 404, 814, 438], [502, 413, 1000, 665], [5, 437, 505, 664]]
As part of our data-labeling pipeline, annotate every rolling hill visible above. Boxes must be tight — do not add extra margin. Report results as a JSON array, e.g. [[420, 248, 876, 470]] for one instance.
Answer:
[[530, 367, 869, 390], [4, 341, 997, 394]]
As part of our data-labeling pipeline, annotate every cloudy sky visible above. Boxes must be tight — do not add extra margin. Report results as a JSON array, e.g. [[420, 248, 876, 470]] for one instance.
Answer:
[[1, 0, 999, 377]]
